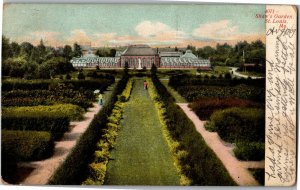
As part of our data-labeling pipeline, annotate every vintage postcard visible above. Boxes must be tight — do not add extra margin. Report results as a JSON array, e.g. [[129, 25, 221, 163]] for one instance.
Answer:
[[1, 3, 297, 187]]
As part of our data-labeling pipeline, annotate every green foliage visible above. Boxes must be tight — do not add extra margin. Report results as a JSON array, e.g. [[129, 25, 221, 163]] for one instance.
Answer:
[[48, 74, 129, 185], [1, 130, 54, 161], [83, 77, 133, 185], [249, 169, 265, 185], [77, 71, 86, 80], [151, 74, 236, 185], [176, 84, 265, 102], [210, 107, 265, 143], [2, 115, 70, 139], [3, 104, 84, 121], [233, 142, 265, 161], [73, 43, 82, 57], [189, 98, 261, 120]]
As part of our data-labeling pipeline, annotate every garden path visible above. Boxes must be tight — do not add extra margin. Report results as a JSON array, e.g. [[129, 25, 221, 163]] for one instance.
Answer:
[[105, 78, 180, 185], [17, 103, 101, 185], [177, 103, 264, 186]]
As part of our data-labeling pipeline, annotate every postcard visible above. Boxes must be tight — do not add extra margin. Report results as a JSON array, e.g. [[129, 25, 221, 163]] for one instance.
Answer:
[[1, 3, 297, 187]]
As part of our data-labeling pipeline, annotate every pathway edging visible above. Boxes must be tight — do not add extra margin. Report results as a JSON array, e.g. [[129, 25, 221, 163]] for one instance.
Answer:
[[18, 103, 101, 185], [177, 103, 264, 186]]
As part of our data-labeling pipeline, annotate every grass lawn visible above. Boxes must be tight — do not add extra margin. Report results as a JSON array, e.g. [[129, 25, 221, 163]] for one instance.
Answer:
[[160, 79, 187, 103], [105, 78, 180, 185]]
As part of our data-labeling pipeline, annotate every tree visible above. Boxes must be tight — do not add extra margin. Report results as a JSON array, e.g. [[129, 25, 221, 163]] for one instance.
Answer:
[[20, 42, 34, 59], [2, 36, 12, 60], [63, 45, 73, 60], [175, 46, 178, 52], [10, 42, 21, 57], [109, 48, 117, 57], [197, 46, 215, 59], [5, 56, 27, 77], [151, 63, 157, 75], [73, 43, 82, 57]]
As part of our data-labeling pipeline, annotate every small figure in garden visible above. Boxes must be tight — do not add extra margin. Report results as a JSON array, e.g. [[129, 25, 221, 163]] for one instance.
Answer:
[[144, 80, 148, 90], [98, 92, 103, 105]]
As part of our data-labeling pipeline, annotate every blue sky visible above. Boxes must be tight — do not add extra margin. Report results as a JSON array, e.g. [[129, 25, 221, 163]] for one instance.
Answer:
[[3, 4, 266, 47]]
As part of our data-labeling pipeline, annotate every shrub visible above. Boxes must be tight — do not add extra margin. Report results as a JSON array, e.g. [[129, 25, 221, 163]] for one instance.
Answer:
[[1, 130, 54, 161], [2, 104, 85, 121], [78, 72, 85, 80], [210, 107, 265, 142], [176, 85, 265, 102], [2, 115, 70, 139], [150, 74, 236, 185], [65, 73, 71, 80], [189, 98, 262, 120], [233, 142, 265, 161], [249, 169, 264, 185], [48, 73, 129, 185]]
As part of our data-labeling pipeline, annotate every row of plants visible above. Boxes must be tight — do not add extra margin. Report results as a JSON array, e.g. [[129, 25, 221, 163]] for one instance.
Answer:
[[147, 78, 191, 185], [83, 78, 133, 185], [175, 84, 265, 102], [1, 130, 54, 183], [188, 98, 262, 120], [169, 74, 265, 88], [205, 107, 265, 161], [2, 83, 96, 110], [2, 104, 85, 121], [2, 78, 114, 91], [2, 115, 70, 140], [150, 72, 236, 185], [48, 73, 130, 185]]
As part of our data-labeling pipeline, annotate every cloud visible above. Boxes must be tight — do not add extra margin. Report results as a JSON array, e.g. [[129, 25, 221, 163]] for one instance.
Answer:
[[192, 20, 239, 40], [66, 29, 91, 45], [135, 21, 185, 40], [13, 31, 62, 46]]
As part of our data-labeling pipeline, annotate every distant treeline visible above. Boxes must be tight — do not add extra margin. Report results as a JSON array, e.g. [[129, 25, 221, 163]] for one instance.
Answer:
[[185, 40, 265, 67], [2, 35, 82, 79]]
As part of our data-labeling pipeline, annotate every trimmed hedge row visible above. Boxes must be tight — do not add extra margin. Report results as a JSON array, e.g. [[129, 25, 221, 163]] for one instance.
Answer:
[[2, 97, 93, 110], [2, 104, 85, 121], [48, 73, 129, 185], [233, 142, 265, 161], [169, 74, 265, 88], [2, 79, 114, 91], [1, 130, 54, 183], [208, 107, 265, 143], [175, 84, 265, 102], [2, 115, 70, 139], [151, 74, 236, 185], [83, 79, 133, 185], [189, 98, 262, 120], [1, 130, 54, 161]]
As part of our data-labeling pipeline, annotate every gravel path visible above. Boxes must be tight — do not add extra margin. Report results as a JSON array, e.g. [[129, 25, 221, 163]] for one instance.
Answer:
[[230, 67, 265, 79], [177, 103, 264, 186], [17, 103, 101, 185]]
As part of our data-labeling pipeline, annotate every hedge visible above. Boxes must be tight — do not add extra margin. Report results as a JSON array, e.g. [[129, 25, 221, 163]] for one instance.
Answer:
[[2, 79, 114, 92], [48, 73, 129, 185], [189, 98, 262, 120], [151, 74, 236, 185], [2, 115, 70, 139], [3, 104, 85, 121], [175, 84, 265, 102], [83, 79, 133, 185], [233, 142, 265, 161], [169, 74, 265, 88], [1, 130, 54, 161], [209, 107, 265, 143]]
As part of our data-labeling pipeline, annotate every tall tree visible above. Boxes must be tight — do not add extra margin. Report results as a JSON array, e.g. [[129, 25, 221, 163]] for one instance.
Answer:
[[63, 45, 73, 60], [73, 43, 82, 57], [2, 36, 12, 60]]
